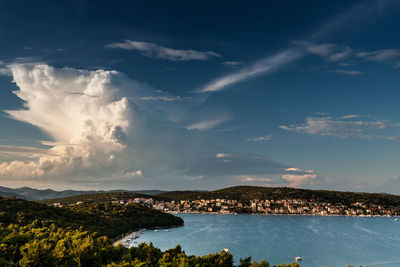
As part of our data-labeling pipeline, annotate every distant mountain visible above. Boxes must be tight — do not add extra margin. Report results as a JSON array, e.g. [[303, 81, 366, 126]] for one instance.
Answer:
[[0, 186, 166, 200], [0, 190, 34, 200], [0, 186, 103, 200], [132, 190, 166, 196]]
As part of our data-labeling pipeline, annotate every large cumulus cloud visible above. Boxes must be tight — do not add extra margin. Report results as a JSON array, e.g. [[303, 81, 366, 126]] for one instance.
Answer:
[[0, 64, 319, 189], [2, 65, 132, 179]]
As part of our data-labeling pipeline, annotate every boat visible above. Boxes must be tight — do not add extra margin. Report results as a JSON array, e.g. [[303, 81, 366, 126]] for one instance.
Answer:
[[165, 229, 170, 232], [295, 256, 302, 261], [394, 218, 399, 221], [154, 229, 159, 232]]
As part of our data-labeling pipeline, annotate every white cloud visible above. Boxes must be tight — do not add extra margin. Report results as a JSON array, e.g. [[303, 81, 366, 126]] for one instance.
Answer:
[[123, 170, 143, 177], [1, 64, 131, 179], [329, 69, 362, 76], [216, 153, 231, 158], [233, 167, 321, 188], [0, 61, 11, 76], [195, 1, 396, 94], [280, 116, 394, 139], [221, 61, 241, 68], [357, 49, 400, 63], [246, 135, 273, 142], [198, 49, 302, 93], [0, 64, 296, 190], [338, 62, 355, 67], [295, 41, 352, 62], [0, 67, 11, 76], [106, 40, 220, 61], [139, 95, 191, 102], [282, 173, 317, 187], [185, 116, 231, 131], [0, 145, 58, 158], [342, 114, 360, 119], [282, 168, 318, 187], [297, 40, 400, 70], [236, 176, 272, 182], [285, 167, 301, 171]]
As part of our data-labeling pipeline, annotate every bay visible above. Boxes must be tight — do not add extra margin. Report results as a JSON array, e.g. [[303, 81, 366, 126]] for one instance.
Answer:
[[132, 213, 400, 267]]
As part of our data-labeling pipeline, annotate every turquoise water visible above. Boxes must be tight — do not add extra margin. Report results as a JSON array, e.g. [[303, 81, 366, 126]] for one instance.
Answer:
[[133, 214, 400, 267]]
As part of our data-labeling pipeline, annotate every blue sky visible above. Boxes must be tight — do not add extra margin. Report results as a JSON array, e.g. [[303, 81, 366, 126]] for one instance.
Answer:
[[1, 0, 400, 192]]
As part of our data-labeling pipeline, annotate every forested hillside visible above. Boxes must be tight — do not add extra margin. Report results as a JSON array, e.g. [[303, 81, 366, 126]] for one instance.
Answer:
[[40, 191, 162, 206], [0, 196, 299, 266], [0, 196, 182, 238], [157, 186, 400, 207]]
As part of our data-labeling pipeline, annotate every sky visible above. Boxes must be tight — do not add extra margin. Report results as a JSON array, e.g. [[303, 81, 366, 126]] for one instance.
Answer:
[[1, 0, 400, 193]]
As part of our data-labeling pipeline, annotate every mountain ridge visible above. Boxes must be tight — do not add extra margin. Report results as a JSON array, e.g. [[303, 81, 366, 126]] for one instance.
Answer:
[[0, 186, 166, 200]]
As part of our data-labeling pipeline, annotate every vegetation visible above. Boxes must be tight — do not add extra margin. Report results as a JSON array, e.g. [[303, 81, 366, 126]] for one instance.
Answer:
[[0, 196, 303, 266], [157, 186, 400, 207], [0, 196, 183, 239], [0, 220, 302, 267], [0, 220, 236, 266], [40, 192, 164, 206]]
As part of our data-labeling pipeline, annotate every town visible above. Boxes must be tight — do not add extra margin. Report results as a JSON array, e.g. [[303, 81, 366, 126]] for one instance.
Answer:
[[53, 196, 400, 217]]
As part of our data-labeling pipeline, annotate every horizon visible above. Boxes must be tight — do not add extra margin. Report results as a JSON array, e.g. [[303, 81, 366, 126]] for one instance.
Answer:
[[1, 1, 400, 193], [1, 184, 398, 197]]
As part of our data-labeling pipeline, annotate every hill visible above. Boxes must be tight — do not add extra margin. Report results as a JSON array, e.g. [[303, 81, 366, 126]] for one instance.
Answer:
[[0, 189, 34, 200], [157, 186, 400, 207], [0, 185, 167, 200], [0, 197, 247, 267], [0, 196, 183, 239], [40, 191, 163, 206]]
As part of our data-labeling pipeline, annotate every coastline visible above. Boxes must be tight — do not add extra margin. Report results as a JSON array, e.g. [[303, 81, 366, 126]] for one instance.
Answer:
[[166, 210, 400, 217], [112, 224, 183, 247]]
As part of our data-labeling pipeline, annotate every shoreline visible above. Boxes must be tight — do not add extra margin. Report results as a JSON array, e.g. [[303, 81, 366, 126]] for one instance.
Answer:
[[112, 224, 183, 247], [167, 210, 400, 217]]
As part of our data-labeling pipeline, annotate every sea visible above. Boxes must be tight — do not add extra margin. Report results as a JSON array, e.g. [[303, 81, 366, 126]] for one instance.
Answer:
[[131, 213, 400, 267]]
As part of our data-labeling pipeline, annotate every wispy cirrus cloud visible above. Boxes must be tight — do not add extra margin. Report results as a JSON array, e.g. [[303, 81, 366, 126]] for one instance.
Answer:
[[139, 95, 191, 102], [197, 1, 395, 93], [298, 40, 400, 70], [106, 40, 220, 61], [0, 145, 58, 158], [185, 116, 231, 131], [246, 135, 273, 142], [221, 61, 241, 68], [295, 41, 352, 62], [357, 49, 400, 66], [0, 60, 13, 76], [328, 69, 363, 76], [198, 49, 302, 93], [280, 115, 400, 139]]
